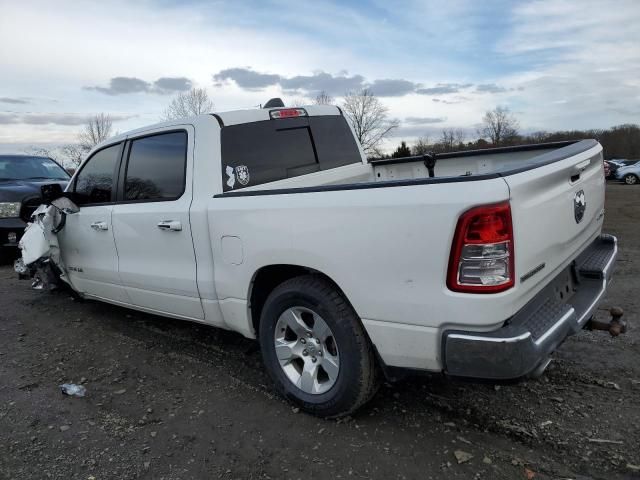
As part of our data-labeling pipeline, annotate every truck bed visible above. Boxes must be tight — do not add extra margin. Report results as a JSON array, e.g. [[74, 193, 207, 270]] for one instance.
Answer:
[[220, 140, 597, 194]]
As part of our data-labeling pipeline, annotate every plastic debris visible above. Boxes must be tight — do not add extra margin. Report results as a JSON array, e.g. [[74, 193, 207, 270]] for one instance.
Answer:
[[454, 450, 473, 464], [60, 383, 87, 397]]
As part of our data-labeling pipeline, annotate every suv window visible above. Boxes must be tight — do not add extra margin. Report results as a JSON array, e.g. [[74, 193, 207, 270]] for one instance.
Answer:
[[124, 131, 187, 201], [74, 143, 121, 204], [220, 115, 361, 191]]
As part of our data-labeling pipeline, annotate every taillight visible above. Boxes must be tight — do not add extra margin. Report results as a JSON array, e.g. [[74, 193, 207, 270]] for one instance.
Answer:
[[269, 108, 308, 119], [447, 202, 514, 293]]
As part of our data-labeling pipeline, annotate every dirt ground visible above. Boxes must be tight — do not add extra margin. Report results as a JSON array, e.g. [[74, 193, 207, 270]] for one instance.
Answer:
[[1, 183, 639, 480]]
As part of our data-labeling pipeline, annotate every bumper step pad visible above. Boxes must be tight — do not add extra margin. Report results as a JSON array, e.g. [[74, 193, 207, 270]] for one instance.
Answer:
[[443, 234, 617, 380]]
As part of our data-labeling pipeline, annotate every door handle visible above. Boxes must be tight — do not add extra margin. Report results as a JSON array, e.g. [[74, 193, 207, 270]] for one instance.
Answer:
[[157, 220, 182, 231], [90, 221, 108, 231]]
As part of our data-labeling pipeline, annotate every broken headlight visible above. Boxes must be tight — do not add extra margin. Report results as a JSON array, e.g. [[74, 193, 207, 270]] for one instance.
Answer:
[[0, 202, 21, 218]]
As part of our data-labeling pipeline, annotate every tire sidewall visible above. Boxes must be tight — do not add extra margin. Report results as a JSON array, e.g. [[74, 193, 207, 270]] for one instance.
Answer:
[[259, 281, 365, 413]]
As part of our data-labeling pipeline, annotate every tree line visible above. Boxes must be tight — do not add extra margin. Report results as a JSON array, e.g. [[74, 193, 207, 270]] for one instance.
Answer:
[[389, 106, 640, 160]]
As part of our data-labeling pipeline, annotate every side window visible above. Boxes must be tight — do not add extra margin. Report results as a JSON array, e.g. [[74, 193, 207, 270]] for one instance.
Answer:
[[220, 116, 362, 192], [74, 143, 121, 205], [124, 131, 187, 201], [309, 116, 362, 170], [220, 118, 318, 191]]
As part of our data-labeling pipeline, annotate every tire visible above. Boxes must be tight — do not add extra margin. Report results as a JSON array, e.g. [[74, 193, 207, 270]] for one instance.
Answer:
[[259, 275, 378, 417], [624, 173, 638, 185]]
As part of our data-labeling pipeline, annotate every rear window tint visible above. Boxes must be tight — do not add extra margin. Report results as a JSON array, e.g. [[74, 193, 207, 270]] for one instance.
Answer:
[[124, 131, 187, 201], [220, 115, 361, 191]]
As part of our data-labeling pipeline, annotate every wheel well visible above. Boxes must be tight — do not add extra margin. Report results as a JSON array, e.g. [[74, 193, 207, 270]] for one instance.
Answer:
[[249, 265, 342, 335]]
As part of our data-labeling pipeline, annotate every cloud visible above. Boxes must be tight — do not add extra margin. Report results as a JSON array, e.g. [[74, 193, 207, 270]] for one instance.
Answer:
[[280, 72, 366, 95], [213, 68, 281, 90], [432, 97, 469, 104], [213, 67, 426, 97], [475, 83, 508, 94], [416, 83, 473, 95], [0, 97, 29, 104], [0, 112, 134, 125], [404, 116, 447, 125], [214, 67, 367, 95], [369, 79, 417, 97], [153, 77, 192, 94], [86, 76, 192, 95]]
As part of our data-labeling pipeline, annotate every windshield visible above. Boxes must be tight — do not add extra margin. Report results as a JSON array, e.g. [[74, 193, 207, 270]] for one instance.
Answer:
[[0, 156, 70, 181]]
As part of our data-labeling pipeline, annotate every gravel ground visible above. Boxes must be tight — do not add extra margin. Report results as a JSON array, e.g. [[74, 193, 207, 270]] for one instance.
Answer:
[[0, 183, 639, 480]]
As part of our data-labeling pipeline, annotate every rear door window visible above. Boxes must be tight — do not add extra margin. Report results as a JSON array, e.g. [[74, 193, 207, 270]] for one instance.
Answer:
[[124, 131, 187, 201], [220, 115, 361, 191]]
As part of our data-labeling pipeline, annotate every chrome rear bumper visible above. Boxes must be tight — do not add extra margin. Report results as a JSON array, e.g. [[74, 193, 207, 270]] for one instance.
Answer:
[[442, 234, 617, 380]]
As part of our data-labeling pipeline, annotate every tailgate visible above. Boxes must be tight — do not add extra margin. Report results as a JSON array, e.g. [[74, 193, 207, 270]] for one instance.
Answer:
[[504, 140, 605, 296]]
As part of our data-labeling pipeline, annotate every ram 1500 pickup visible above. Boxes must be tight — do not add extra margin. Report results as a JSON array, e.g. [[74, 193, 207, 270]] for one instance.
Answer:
[[24, 103, 617, 417]]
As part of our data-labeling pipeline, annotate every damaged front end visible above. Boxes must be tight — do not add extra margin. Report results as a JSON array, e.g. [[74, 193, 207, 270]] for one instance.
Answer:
[[15, 198, 76, 292]]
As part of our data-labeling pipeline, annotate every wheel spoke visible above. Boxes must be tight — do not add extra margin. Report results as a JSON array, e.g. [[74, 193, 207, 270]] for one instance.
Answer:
[[312, 317, 332, 341], [274, 339, 297, 362], [321, 355, 339, 380], [280, 308, 311, 337], [298, 361, 318, 393]]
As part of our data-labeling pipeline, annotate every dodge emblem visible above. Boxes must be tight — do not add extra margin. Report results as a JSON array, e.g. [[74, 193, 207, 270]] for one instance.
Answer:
[[574, 189, 586, 224]]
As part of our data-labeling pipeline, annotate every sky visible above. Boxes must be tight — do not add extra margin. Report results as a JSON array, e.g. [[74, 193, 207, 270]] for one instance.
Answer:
[[1, 0, 639, 155]]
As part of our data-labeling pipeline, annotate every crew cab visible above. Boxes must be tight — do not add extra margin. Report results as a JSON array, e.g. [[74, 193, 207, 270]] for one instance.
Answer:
[[28, 103, 617, 417], [0, 154, 69, 262]]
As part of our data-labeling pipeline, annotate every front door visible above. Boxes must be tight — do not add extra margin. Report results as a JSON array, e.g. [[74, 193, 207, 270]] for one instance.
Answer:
[[57, 142, 128, 302], [111, 127, 203, 320]]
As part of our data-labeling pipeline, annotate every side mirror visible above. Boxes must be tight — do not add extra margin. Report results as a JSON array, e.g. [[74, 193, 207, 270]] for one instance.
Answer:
[[41, 183, 64, 203], [51, 196, 80, 215]]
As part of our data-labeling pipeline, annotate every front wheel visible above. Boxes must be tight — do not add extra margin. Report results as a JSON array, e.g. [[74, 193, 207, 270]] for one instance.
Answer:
[[259, 275, 378, 417], [624, 173, 638, 185]]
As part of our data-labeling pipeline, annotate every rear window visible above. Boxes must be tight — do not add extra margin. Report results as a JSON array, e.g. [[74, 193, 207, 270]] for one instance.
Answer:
[[220, 115, 361, 191]]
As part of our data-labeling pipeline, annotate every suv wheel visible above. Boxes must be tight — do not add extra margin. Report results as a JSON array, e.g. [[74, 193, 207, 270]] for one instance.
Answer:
[[259, 275, 378, 417], [624, 173, 638, 185]]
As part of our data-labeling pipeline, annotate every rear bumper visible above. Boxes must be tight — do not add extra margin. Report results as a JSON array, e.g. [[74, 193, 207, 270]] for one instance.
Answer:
[[442, 234, 617, 380], [0, 218, 26, 248]]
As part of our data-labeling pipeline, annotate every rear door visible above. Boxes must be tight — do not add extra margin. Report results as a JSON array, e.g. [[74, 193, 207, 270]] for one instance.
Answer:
[[111, 127, 204, 319], [505, 141, 605, 295]]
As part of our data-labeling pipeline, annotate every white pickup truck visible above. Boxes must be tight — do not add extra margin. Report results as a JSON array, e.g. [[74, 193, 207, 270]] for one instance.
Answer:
[[24, 102, 617, 417]]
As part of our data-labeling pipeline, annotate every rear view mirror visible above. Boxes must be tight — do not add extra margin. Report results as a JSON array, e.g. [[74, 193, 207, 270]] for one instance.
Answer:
[[51, 196, 80, 214], [41, 183, 64, 203]]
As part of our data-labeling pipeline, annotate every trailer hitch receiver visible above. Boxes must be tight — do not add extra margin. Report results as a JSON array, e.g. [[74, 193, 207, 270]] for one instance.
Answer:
[[586, 307, 627, 337]]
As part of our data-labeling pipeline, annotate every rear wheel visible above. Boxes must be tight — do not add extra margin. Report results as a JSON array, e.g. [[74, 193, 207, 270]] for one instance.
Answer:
[[624, 173, 638, 185], [259, 275, 378, 417]]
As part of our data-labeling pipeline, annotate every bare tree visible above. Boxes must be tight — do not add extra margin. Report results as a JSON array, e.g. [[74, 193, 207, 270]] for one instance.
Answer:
[[411, 136, 432, 155], [25, 114, 113, 169], [290, 98, 311, 107], [439, 128, 466, 152], [478, 106, 519, 146], [163, 88, 214, 120], [60, 144, 85, 167], [341, 88, 399, 156], [78, 113, 113, 152], [315, 91, 334, 105]]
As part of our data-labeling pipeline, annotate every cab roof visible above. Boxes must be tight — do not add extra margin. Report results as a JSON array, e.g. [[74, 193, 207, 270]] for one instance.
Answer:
[[105, 104, 342, 146]]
